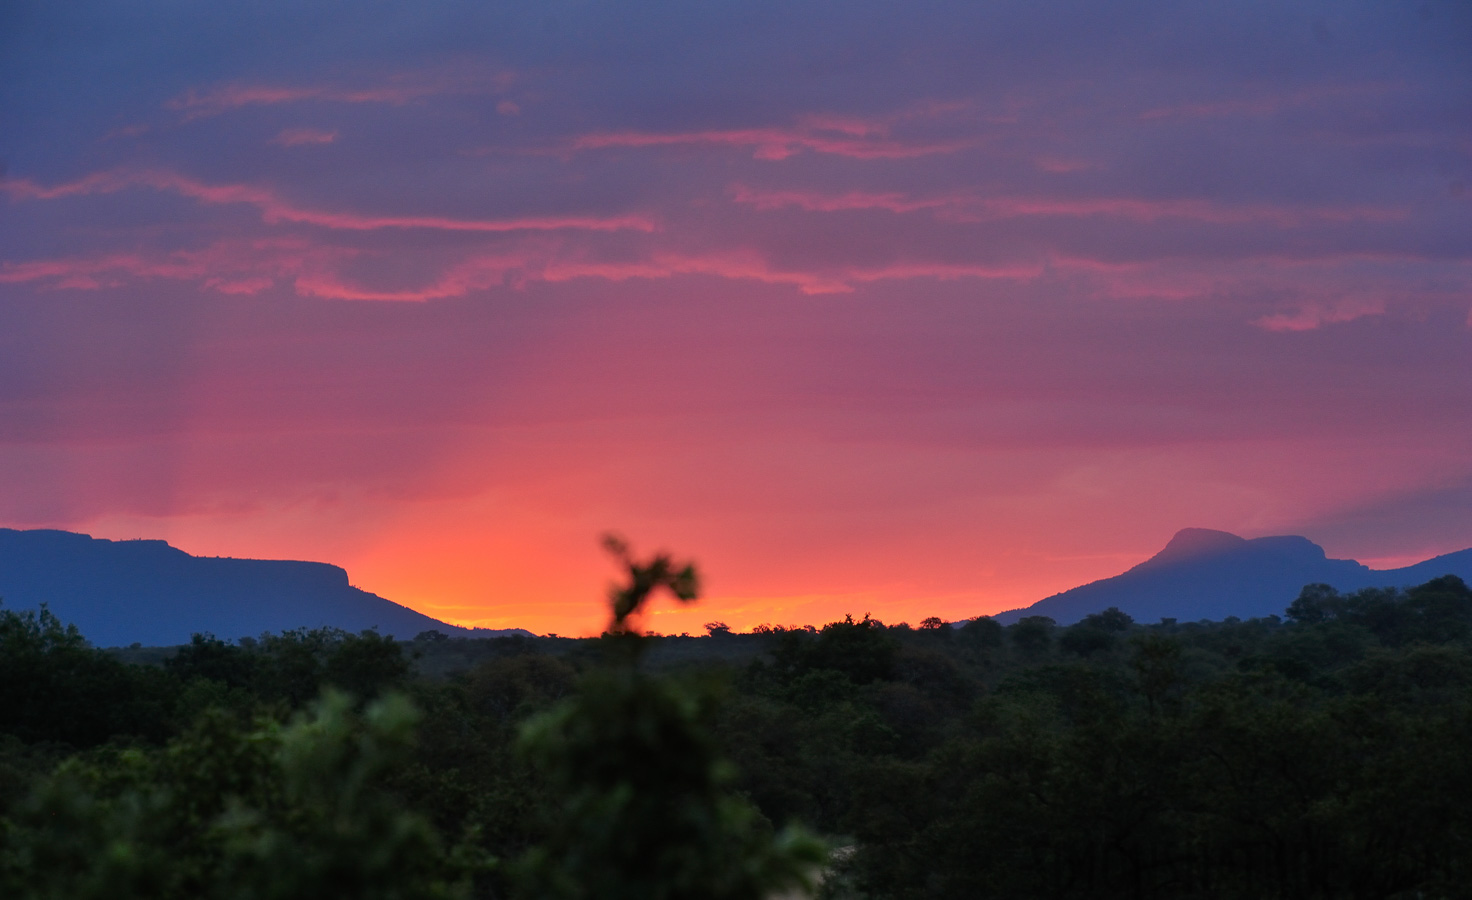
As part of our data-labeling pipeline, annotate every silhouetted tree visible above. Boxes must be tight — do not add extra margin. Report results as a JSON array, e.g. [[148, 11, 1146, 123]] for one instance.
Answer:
[[515, 537, 824, 900]]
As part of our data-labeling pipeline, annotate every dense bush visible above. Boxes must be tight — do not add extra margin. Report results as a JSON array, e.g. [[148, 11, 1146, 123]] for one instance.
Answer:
[[2, 573, 1470, 898]]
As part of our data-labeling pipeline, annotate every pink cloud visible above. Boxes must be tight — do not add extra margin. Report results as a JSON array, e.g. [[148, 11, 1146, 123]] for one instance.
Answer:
[[1, 171, 124, 200], [1058, 256, 1472, 313], [0, 237, 354, 295], [569, 104, 975, 160], [792, 112, 890, 137], [11, 190, 1426, 308], [979, 196, 1406, 227], [0, 253, 198, 290], [181, 247, 865, 302], [542, 252, 1039, 295], [848, 261, 1043, 283], [293, 252, 536, 301], [543, 253, 854, 294], [571, 127, 971, 160], [2, 170, 655, 234], [1254, 297, 1388, 332], [169, 85, 432, 119], [787, 100, 975, 140], [1070, 267, 1222, 301], [271, 127, 338, 147], [728, 184, 1407, 227], [166, 68, 517, 119], [205, 275, 277, 295], [728, 185, 958, 214], [4, 239, 885, 301], [0, 258, 106, 285]]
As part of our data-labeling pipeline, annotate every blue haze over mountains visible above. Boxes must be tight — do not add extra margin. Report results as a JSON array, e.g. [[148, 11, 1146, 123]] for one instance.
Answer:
[[994, 528, 1472, 625], [0, 529, 528, 647]]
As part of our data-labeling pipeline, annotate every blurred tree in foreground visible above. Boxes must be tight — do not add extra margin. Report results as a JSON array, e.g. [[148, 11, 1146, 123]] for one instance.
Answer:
[[515, 535, 825, 900]]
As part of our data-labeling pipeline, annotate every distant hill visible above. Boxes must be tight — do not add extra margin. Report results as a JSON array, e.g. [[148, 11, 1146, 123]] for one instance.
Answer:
[[0, 528, 531, 647], [993, 528, 1472, 625]]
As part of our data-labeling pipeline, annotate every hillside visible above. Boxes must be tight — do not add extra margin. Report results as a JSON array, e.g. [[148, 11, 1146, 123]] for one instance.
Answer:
[[994, 528, 1472, 624], [0, 528, 528, 647]]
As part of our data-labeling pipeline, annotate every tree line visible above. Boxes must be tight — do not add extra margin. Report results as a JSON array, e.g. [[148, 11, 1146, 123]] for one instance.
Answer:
[[2, 560, 1470, 898]]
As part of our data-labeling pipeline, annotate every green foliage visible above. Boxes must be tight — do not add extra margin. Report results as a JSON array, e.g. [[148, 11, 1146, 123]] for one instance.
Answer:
[[6, 569, 1472, 899], [1286, 577, 1472, 645], [822, 581, 1472, 899], [517, 666, 824, 900], [1008, 614, 1054, 654], [1058, 623, 1115, 657], [323, 630, 413, 699], [772, 614, 899, 685], [165, 627, 411, 712], [0, 604, 172, 747], [958, 615, 1003, 648], [515, 538, 825, 900], [462, 653, 577, 725], [0, 692, 482, 900], [164, 633, 262, 692]]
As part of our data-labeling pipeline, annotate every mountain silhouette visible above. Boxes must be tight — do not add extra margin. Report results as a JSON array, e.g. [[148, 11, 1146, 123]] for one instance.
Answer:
[[0, 528, 530, 647], [994, 527, 1472, 625]]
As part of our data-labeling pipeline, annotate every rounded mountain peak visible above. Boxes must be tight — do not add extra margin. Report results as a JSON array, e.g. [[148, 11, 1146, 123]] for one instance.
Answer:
[[1145, 528, 1249, 567], [1246, 534, 1328, 561]]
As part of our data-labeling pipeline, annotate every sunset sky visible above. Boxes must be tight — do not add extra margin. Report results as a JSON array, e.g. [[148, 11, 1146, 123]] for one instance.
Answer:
[[2, 1, 1469, 636]]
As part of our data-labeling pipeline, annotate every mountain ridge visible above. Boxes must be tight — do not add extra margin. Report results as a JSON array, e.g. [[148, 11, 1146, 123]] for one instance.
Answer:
[[993, 528, 1472, 625], [0, 528, 530, 647]]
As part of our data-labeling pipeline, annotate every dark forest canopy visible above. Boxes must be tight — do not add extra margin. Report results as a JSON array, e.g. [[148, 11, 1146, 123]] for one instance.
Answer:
[[3, 572, 1472, 898]]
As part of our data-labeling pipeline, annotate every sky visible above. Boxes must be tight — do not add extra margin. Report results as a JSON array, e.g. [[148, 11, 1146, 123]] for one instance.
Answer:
[[1, 1, 1470, 636]]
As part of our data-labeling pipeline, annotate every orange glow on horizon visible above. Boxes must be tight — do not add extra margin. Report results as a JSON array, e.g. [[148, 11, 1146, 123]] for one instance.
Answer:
[[68, 422, 1472, 640]]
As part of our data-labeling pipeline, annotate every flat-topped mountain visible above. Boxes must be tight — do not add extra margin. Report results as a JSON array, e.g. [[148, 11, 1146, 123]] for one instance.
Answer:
[[0, 528, 528, 647], [994, 528, 1472, 625]]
